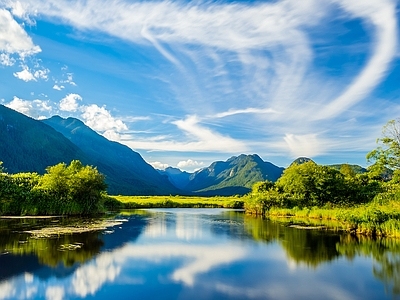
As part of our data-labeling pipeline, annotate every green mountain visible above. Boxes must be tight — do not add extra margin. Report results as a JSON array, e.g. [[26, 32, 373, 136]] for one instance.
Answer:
[[41, 116, 180, 195], [0, 105, 88, 174], [183, 154, 284, 196], [290, 157, 314, 166]]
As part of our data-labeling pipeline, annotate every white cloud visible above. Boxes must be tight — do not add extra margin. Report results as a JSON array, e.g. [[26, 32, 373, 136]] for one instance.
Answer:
[[13, 65, 50, 82], [33, 69, 49, 80], [65, 72, 76, 86], [59, 93, 82, 112], [13, 67, 35, 81], [81, 104, 128, 133], [0, 8, 40, 57], [103, 129, 121, 141], [149, 161, 169, 170], [284, 133, 329, 158], [5, 96, 53, 118], [212, 107, 279, 119], [0, 53, 15, 66], [1, 0, 397, 162], [171, 115, 248, 153], [53, 84, 64, 90], [177, 159, 204, 170]]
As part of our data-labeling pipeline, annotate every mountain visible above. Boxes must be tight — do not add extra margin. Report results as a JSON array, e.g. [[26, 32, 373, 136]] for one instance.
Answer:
[[290, 157, 314, 166], [157, 167, 191, 190], [182, 154, 284, 196], [42, 116, 180, 195], [0, 105, 89, 174]]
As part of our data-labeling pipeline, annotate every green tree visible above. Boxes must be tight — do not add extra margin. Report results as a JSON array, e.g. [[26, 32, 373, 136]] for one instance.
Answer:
[[251, 180, 274, 194], [68, 163, 107, 213], [36, 160, 107, 214], [275, 161, 350, 207], [340, 164, 356, 179], [367, 119, 400, 171], [38, 162, 71, 203]]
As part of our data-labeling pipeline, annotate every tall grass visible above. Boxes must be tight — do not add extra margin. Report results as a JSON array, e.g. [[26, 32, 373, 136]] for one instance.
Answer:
[[111, 195, 244, 209], [263, 201, 400, 238]]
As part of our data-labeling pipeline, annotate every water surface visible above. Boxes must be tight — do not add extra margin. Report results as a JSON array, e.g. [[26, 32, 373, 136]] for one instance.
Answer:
[[0, 209, 399, 299]]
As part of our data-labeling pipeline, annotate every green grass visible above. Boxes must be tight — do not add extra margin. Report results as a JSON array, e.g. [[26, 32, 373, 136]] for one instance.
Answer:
[[262, 201, 400, 238], [110, 195, 244, 209]]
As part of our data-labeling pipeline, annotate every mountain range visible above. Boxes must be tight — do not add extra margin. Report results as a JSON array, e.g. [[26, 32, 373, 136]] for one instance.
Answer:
[[159, 154, 284, 196], [0, 105, 367, 196], [0, 105, 178, 195]]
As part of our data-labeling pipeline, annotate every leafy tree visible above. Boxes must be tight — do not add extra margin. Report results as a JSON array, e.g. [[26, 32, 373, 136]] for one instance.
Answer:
[[367, 119, 400, 171], [38, 162, 71, 203], [36, 160, 107, 214], [251, 180, 274, 194], [340, 164, 356, 179], [276, 161, 353, 207], [67, 162, 107, 213]]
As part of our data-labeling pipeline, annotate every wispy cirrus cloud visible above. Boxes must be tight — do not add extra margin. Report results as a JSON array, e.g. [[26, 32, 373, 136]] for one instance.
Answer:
[[316, 0, 398, 120], [0, 0, 398, 164], [211, 108, 279, 119]]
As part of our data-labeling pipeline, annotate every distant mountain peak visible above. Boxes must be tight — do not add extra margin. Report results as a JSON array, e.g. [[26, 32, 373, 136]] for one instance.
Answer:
[[291, 157, 314, 166], [183, 154, 284, 196]]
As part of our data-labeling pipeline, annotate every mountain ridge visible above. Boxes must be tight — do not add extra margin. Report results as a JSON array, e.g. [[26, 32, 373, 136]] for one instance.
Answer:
[[1, 106, 369, 197], [42, 116, 180, 195]]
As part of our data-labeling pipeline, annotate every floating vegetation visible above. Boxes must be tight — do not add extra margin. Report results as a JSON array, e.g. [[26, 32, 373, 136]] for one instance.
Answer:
[[24, 220, 125, 238], [59, 243, 83, 251], [289, 225, 327, 230]]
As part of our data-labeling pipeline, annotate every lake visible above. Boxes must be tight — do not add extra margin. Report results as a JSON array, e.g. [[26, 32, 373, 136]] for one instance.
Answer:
[[0, 209, 399, 299]]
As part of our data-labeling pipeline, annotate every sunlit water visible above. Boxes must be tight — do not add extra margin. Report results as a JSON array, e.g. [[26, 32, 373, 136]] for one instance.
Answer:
[[0, 209, 399, 299]]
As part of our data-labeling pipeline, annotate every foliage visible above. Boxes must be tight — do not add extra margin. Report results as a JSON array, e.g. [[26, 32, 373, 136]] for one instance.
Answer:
[[367, 119, 400, 176], [245, 161, 381, 215], [0, 160, 107, 215]]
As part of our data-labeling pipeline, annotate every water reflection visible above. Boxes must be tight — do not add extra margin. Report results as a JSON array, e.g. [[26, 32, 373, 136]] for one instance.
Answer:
[[0, 209, 400, 299], [244, 216, 342, 267]]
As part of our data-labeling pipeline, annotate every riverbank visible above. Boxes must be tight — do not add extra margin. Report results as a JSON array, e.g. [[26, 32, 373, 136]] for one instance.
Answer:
[[251, 200, 400, 238]]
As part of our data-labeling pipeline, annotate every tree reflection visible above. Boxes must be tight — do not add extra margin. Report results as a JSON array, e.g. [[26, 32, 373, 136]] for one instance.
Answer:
[[244, 216, 341, 267], [245, 215, 400, 296], [0, 213, 148, 283], [337, 235, 400, 295], [0, 228, 103, 268]]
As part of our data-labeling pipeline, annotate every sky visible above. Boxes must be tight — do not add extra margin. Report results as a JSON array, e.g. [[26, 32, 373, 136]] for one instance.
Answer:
[[0, 0, 400, 172]]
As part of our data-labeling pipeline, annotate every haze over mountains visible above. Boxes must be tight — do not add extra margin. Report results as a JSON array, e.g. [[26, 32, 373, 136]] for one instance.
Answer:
[[0, 105, 366, 196]]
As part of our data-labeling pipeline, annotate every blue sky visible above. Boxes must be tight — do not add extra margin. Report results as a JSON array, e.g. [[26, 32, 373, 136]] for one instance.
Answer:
[[0, 0, 399, 172]]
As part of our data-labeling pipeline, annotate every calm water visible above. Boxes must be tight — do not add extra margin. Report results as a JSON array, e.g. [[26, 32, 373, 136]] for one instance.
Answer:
[[0, 209, 399, 299]]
